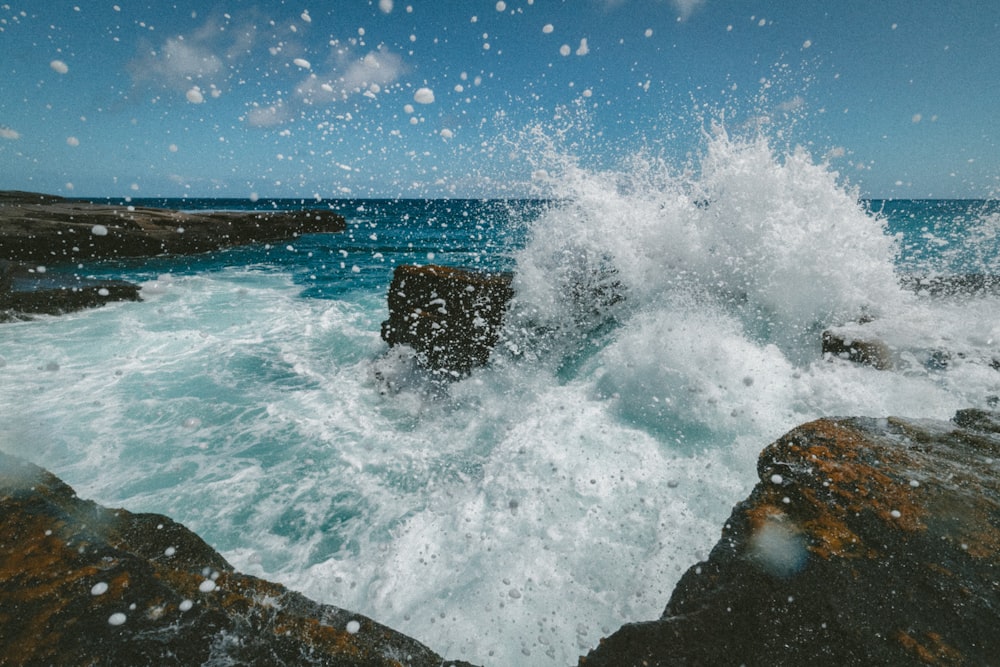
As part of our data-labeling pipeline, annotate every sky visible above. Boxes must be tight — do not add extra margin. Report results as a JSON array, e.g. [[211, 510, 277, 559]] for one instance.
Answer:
[[1, 0, 998, 199]]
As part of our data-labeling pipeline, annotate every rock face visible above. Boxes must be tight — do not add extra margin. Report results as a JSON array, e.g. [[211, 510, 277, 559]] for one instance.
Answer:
[[0, 451, 475, 667], [0, 190, 346, 264], [821, 328, 893, 369], [381, 264, 514, 376], [581, 410, 1000, 666], [1, 260, 141, 321]]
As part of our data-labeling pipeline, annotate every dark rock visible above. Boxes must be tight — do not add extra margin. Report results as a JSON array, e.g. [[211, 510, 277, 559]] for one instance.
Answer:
[[0, 190, 346, 264], [1, 260, 141, 321], [381, 264, 514, 376], [0, 451, 476, 666], [580, 412, 1000, 666], [821, 329, 893, 369]]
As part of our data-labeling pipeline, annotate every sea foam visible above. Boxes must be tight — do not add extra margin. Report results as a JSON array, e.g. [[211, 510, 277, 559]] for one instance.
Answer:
[[0, 122, 997, 667]]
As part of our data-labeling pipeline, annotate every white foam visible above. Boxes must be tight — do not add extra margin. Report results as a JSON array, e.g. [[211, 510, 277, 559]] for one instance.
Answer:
[[1, 125, 995, 667]]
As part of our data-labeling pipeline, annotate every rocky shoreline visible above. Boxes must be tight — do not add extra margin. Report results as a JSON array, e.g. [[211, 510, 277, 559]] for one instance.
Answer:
[[0, 190, 345, 320], [4, 190, 1000, 664], [4, 410, 998, 665], [0, 451, 474, 667], [0, 190, 346, 264]]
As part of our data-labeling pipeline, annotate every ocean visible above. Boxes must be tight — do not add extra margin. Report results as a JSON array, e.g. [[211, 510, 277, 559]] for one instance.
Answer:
[[2, 131, 998, 665]]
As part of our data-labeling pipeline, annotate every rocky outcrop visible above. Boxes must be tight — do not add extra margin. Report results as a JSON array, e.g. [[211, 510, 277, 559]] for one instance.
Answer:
[[381, 264, 514, 376], [1, 260, 141, 321], [5, 411, 1000, 665], [0, 190, 346, 264], [0, 451, 475, 666], [581, 410, 1000, 666]]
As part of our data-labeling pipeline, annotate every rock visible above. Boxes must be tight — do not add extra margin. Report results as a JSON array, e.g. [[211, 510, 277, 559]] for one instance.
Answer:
[[821, 328, 894, 369], [381, 264, 514, 376], [580, 410, 1000, 666], [0, 451, 476, 667], [0, 190, 346, 263], [1, 260, 141, 321], [823, 308, 999, 374]]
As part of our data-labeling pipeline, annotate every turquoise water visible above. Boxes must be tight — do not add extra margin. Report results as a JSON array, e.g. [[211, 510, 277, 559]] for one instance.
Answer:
[[2, 131, 998, 665]]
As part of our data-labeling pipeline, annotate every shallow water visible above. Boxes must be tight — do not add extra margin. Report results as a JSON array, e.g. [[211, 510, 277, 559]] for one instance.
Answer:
[[2, 130, 998, 665]]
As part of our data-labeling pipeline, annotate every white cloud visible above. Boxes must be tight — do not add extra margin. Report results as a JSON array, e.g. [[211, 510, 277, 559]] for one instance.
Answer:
[[158, 37, 222, 84], [0, 126, 20, 140], [246, 102, 290, 127], [295, 47, 406, 104], [672, 0, 706, 20], [128, 17, 254, 96]]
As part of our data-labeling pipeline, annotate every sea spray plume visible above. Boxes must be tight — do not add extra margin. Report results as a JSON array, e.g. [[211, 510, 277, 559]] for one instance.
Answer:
[[504, 117, 908, 374], [684, 121, 907, 357]]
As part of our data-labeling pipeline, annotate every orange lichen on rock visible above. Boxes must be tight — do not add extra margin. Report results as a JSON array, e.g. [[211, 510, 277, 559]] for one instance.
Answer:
[[756, 418, 931, 562], [0, 451, 473, 667], [894, 629, 964, 665], [582, 411, 1000, 667]]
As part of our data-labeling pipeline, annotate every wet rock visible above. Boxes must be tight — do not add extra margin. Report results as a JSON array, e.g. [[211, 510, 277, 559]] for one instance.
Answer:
[[580, 411, 1000, 666], [1, 259, 141, 321], [0, 451, 476, 667], [821, 329, 893, 369], [381, 264, 514, 376], [0, 190, 346, 264]]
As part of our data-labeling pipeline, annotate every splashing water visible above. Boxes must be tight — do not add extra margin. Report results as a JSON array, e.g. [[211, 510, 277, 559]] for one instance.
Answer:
[[1, 120, 997, 667]]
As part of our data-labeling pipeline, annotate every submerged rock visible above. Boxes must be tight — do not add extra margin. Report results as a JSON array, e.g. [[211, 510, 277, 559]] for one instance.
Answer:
[[0, 190, 346, 263], [0, 451, 475, 667], [381, 264, 514, 376], [581, 410, 1000, 666]]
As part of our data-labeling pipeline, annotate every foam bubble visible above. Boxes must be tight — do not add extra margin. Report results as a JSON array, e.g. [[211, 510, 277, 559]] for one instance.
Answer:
[[50, 60, 69, 74], [186, 87, 204, 104]]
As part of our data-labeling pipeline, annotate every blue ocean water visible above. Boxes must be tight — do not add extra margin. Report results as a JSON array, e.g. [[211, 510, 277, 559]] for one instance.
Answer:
[[2, 132, 998, 665]]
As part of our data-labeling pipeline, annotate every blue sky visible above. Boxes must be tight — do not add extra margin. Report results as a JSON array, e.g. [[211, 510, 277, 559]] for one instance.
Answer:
[[1, 0, 997, 199]]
